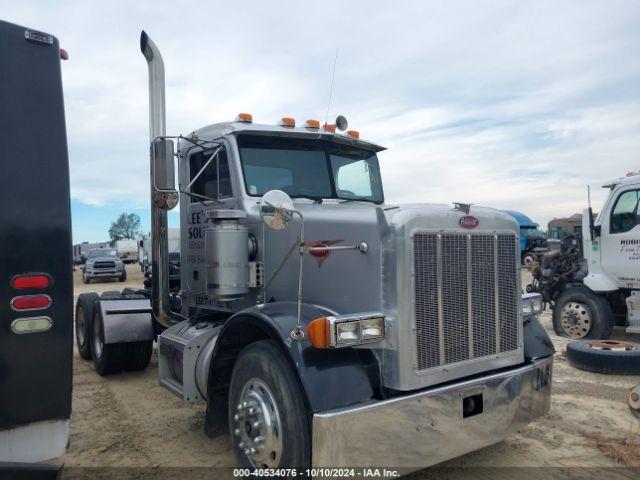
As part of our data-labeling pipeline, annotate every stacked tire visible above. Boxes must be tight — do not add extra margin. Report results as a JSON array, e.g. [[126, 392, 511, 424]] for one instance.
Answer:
[[75, 291, 153, 375], [566, 340, 640, 375]]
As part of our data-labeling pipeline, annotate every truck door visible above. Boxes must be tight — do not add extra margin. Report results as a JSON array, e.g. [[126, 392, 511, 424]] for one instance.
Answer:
[[0, 20, 72, 463], [600, 186, 640, 288]]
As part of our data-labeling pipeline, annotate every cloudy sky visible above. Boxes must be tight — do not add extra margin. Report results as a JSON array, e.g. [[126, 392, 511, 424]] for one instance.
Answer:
[[5, 0, 640, 242]]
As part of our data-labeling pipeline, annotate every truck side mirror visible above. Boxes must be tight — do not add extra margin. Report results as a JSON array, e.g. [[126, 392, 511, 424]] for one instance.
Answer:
[[260, 190, 294, 230], [152, 138, 178, 210]]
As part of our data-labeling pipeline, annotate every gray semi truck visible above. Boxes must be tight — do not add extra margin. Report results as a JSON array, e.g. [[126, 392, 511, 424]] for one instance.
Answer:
[[75, 31, 555, 470]]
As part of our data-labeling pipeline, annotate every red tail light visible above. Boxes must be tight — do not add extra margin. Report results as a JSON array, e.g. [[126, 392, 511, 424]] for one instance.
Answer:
[[11, 274, 51, 290], [11, 295, 52, 311]]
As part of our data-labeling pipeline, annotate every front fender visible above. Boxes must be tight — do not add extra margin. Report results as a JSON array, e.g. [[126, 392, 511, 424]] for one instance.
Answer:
[[207, 302, 379, 414]]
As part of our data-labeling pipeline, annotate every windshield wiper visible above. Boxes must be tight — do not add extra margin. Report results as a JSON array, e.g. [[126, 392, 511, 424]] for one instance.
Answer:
[[339, 197, 381, 204], [290, 195, 323, 204]]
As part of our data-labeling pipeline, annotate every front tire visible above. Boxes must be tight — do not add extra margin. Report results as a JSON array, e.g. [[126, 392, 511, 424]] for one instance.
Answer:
[[228, 340, 310, 469], [552, 286, 613, 339], [75, 292, 99, 360], [91, 304, 126, 375], [118, 269, 127, 282], [83, 274, 90, 284]]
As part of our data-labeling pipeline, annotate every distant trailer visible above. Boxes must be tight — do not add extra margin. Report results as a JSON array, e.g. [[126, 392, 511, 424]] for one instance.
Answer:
[[116, 238, 139, 263], [0, 19, 72, 464], [548, 213, 585, 239], [73, 241, 109, 264]]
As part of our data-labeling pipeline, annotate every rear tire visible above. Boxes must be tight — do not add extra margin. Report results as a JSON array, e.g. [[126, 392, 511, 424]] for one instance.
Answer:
[[75, 292, 99, 360], [124, 341, 153, 372], [552, 286, 613, 339], [228, 340, 310, 469], [90, 304, 126, 375]]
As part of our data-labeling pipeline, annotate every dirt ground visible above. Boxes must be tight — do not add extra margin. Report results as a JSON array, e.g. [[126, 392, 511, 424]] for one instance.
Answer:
[[57, 264, 640, 478]]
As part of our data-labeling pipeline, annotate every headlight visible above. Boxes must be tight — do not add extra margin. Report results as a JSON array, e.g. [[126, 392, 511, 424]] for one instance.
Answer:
[[335, 320, 360, 345], [361, 316, 385, 340], [521, 293, 543, 316], [306, 313, 386, 348]]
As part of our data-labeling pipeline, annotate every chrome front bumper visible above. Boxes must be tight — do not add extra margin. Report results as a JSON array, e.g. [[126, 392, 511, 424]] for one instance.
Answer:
[[312, 356, 552, 469]]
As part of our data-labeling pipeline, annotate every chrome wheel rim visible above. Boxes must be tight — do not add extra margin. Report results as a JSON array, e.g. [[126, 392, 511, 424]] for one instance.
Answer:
[[76, 308, 86, 346], [233, 378, 282, 468], [523, 255, 534, 268], [560, 302, 592, 339], [92, 313, 103, 358]]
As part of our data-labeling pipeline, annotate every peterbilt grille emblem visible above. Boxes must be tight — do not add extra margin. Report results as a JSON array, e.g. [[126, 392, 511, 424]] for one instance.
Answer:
[[459, 215, 479, 229]]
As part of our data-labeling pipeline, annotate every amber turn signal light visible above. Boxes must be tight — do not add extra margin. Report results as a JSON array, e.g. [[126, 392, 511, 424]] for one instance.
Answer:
[[307, 316, 330, 348]]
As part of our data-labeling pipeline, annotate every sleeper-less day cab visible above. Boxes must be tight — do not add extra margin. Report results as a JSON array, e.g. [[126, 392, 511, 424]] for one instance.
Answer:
[[75, 31, 554, 470]]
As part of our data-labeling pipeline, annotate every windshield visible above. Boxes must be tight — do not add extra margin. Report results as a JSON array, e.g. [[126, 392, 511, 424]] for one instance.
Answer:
[[237, 134, 384, 203], [88, 249, 116, 259]]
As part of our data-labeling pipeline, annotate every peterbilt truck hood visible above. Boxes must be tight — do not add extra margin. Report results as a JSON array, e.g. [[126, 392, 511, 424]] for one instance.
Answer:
[[263, 201, 519, 317]]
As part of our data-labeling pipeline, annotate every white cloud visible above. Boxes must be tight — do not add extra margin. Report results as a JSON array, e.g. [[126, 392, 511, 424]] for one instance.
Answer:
[[4, 0, 640, 229]]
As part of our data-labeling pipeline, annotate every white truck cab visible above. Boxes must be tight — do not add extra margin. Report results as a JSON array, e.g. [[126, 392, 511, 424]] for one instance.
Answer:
[[582, 172, 640, 333]]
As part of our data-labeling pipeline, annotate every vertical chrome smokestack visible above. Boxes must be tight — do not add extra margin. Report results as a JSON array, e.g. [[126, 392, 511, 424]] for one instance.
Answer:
[[140, 31, 175, 328]]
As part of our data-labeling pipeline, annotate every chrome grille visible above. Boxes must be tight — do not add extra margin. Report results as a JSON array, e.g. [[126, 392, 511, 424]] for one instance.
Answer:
[[94, 261, 116, 269], [413, 232, 519, 371]]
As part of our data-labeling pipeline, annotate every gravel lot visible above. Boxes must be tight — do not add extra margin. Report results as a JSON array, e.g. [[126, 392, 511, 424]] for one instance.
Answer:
[[57, 265, 640, 478]]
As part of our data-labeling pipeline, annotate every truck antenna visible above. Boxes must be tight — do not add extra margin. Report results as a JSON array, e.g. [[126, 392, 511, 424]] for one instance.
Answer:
[[324, 48, 339, 126]]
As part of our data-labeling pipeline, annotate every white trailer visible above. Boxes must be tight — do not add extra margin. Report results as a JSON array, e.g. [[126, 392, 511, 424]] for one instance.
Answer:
[[116, 238, 138, 264]]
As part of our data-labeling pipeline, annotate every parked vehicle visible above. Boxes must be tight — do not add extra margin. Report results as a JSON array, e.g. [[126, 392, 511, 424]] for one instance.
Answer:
[[0, 19, 72, 464], [74, 31, 554, 471], [529, 172, 640, 339], [503, 210, 548, 267], [82, 249, 126, 283], [548, 213, 584, 240], [116, 238, 139, 263], [139, 228, 179, 274]]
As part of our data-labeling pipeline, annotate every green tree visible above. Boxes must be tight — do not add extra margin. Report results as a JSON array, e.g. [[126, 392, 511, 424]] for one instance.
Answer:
[[108, 212, 141, 243]]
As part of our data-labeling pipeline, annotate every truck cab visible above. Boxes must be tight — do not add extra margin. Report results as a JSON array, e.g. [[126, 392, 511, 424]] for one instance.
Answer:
[[581, 172, 640, 333], [75, 31, 554, 470]]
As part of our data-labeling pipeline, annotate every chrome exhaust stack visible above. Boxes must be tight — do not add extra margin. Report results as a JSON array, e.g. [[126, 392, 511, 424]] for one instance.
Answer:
[[140, 31, 179, 328]]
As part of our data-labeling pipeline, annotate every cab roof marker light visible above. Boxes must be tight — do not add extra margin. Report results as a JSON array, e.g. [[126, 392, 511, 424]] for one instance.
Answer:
[[278, 117, 295, 127], [346, 130, 360, 139], [235, 113, 253, 123], [303, 119, 320, 129], [322, 123, 336, 133]]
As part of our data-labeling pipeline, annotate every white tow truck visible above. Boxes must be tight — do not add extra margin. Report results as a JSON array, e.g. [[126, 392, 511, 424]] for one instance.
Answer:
[[531, 171, 640, 339]]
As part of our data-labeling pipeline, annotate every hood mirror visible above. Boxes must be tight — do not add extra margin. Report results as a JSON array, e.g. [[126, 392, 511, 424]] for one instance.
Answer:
[[260, 190, 295, 230]]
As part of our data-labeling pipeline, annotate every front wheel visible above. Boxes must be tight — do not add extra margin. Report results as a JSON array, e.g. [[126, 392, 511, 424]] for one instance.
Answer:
[[82, 274, 90, 284], [118, 269, 127, 282], [552, 286, 614, 339], [228, 340, 310, 469]]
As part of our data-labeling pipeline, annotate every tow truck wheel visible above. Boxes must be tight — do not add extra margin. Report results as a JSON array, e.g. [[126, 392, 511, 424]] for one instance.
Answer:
[[75, 292, 99, 360], [553, 286, 613, 339], [90, 305, 126, 375], [228, 340, 310, 469]]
